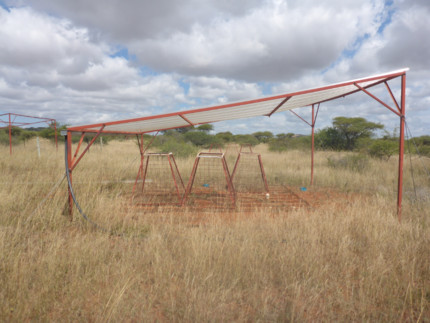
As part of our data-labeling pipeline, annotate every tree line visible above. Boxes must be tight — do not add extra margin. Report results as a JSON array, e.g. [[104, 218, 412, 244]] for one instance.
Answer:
[[2, 117, 429, 159]]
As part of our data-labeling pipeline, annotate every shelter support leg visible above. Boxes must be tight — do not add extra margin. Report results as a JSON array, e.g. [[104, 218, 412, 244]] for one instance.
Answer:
[[258, 155, 270, 193], [354, 75, 407, 220], [182, 157, 200, 206], [167, 155, 182, 205], [290, 104, 319, 187], [311, 105, 315, 186], [132, 134, 145, 195], [221, 157, 236, 206], [231, 153, 241, 181], [67, 132, 73, 219], [397, 74, 406, 221]]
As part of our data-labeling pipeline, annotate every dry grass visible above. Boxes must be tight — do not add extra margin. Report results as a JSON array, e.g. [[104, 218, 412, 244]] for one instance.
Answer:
[[1, 138, 430, 322]]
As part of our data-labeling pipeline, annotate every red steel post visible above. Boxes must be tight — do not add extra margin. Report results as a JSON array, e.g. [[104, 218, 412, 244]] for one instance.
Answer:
[[231, 153, 242, 181], [141, 155, 151, 192], [167, 154, 183, 204], [182, 156, 201, 205], [311, 105, 315, 186], [221, 156, 236, 205], [257, 154, 270, 193], [132, 134, 145, 194], [171, 154, 185, 188], [397, 74, 406, 221], [72, 133, 85, 165], [67, 131, 73, 218]]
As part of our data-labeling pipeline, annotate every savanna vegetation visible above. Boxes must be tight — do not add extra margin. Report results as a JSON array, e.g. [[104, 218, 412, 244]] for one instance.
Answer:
[[1, 118, 430, 321], [3, 117, 430, 159]]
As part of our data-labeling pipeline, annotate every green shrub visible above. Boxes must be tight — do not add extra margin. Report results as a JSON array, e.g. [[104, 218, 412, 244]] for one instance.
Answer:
[[367, 139, 398, 160], [184, 131, 214, 147], [215, 132, 234, 143], [409, 136, 430, 157], [268, 135, 311, 152], [233, 134, 259, 146], [158, 138, 198, 158], [327, 154, 369, 173]]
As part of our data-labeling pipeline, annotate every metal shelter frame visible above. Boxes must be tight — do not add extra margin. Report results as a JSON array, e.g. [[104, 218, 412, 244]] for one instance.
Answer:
[[64, 68, 408, 221], [0, 112, 58, 154], [231, 145, 270, 194], [182, 152, 236, 206], [132, 152, 185, 206]]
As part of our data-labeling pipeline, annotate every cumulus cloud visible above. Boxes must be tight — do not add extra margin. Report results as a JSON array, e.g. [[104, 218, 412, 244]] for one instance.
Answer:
[[0, 6, 191, 125], [7, 0, 388, 82], [0, 0, 429, 135], [129, 0, 388, 82]]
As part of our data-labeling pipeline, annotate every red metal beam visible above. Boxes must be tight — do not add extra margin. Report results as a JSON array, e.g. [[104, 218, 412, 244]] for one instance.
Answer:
[[289, 104, 320, 186], [266, 96, 291, 117], [311, 105, 315, 186], [384, 81, 401, 114], [397, 74, 406, 221], [70, 126, 105, 171], [179, 114, 194, 126], [72, 133, 86, 166], [67, 131, 73, 218], [289, 109, 312, 127], [354, 83, 401, 117]]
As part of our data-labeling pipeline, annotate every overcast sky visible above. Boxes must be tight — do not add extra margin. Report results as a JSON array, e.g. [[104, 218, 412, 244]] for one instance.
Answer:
[[0, 0, 429, 136]]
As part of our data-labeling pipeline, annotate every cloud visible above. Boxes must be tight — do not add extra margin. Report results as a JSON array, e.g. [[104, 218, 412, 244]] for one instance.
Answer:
[[187, 76, 262, 103], [9, 0, 387, 82], [0, 1, 429, 136], [0, 6, 191, 125], [12, 0, 262, 40], [0, 7, 105, 74], [130, 0, 387, 82]]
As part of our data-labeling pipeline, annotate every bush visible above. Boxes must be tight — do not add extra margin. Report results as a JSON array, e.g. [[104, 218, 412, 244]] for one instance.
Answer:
[[158, 138, 198, 158], [327, 154, 369, 173], [232, 134, 259, 146], [409, 136, 430, 157], [252, 131, 274, 143], [184, 131, 214, 147], [367, 139, 398, 160], [215, 132, 234, 143], [315, 127, 346, 150], [268, 135, 311, 152]]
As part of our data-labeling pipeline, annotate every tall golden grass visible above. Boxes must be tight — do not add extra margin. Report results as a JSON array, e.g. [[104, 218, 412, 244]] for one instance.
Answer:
[[1, 138, 429, 321]]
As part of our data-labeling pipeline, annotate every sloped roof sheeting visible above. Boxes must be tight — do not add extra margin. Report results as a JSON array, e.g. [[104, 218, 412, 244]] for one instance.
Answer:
[[68, 68, 408, 134]]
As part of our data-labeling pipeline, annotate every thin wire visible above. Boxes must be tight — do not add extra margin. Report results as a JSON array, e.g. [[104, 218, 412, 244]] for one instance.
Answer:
[[25, 173, 67, 224], [404, 120, 417, 201], [405, 121, 430, 178]]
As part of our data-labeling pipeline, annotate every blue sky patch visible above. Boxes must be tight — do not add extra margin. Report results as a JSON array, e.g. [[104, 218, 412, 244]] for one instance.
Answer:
[[0, 1, 10, 12], [110, 47, 136, 61]]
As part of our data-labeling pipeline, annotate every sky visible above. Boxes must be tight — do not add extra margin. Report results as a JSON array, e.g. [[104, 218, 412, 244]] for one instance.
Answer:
[[0, 0, 429, 136]]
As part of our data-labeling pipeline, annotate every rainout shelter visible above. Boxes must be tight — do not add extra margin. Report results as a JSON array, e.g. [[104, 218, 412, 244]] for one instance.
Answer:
[[64, 68, 409, 220]]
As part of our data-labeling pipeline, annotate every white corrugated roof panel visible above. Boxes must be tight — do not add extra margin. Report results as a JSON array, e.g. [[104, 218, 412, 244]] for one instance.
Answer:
[[68, 68, 408, 134]]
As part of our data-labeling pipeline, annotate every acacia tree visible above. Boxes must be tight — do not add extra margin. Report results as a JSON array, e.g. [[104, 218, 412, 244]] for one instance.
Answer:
[[252, 131, 274, 143], [333, 117, 383, 150], [317, 117, 384, 151], [196, 124, 214, 133]]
